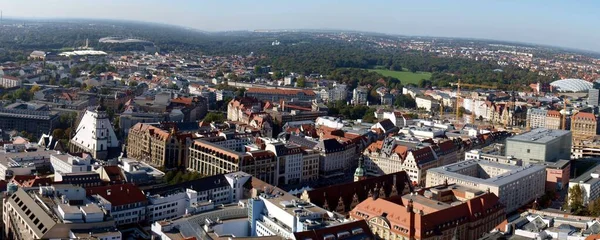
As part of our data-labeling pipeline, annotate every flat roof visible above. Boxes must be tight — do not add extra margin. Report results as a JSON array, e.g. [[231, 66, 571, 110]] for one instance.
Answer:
[[507, 128, 570, 144], [571, 164, 600, 184], [429, 160, 546, 186]]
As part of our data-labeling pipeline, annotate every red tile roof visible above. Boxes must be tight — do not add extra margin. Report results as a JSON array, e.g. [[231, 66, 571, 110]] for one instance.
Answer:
[[86, 183, 147, 206], [574, 112, 596, 121]]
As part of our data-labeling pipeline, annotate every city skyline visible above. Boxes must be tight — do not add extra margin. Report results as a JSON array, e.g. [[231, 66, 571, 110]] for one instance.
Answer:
[[0, 0, 599, 52]]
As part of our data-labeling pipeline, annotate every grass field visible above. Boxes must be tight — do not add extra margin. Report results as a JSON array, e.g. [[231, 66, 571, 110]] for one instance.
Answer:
[[367, 69, 432, 85]]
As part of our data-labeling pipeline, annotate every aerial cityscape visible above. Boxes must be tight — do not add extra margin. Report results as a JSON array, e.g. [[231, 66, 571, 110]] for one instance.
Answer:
[[1, 1, 600, 240]]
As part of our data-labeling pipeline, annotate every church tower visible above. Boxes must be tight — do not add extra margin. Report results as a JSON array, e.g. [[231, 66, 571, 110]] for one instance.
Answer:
[[354, 154, 367, 182]]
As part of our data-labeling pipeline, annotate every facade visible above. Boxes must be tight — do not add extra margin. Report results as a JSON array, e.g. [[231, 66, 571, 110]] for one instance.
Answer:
[[50, 153, 92, 175], [127, 122, 194, 169], [589, 89, 600, 107], [349, 184, 507, 240], [187, 139, 279, 185], [527, 108, 548, 129], [144, 172, 251, 222], [245, 87, 316, 102], [546, 110, 562, 130], [264, 140, 304, 185], [0, 75, 22, 88], [363, 138, 461, 186], [0, 105, 59, 138], [571, 112, 598, 140], [505, 128, 572, 164], [301, 171, 413, 214], [415, 96, 439, 112], [70, 106, 119, 160], [0, 150, 53, 180], [3, 185, 118, 240], [544, 159, 571, 192], [301, 149, 319, 182], [314, 138, 356, 179], [352, 87, 368, 105], [426, 159, 546, 213]]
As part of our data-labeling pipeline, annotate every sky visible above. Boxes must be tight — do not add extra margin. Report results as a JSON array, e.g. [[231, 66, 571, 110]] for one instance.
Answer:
[[1, 0, 599, 52]]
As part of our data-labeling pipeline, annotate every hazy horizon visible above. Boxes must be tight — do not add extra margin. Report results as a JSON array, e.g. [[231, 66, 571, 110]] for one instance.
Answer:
[[1, 0, 599, 52]]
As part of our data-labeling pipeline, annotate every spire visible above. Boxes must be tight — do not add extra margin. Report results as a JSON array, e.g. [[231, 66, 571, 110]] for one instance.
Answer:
[[354, 154, 366, 182]]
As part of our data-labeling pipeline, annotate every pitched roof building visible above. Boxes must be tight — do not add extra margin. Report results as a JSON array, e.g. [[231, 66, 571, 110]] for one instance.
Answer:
[[69, 106, 119, 160]]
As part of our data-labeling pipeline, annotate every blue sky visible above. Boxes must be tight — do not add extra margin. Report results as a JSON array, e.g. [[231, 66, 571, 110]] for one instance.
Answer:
[[1, 0, 599, 52]]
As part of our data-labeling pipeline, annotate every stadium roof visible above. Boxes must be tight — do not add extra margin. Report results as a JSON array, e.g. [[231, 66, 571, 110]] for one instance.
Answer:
[[550, 78, 593, 92]]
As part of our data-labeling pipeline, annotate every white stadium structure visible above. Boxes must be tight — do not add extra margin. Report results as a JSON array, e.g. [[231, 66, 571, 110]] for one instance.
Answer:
[[550, 78, 594, 92]]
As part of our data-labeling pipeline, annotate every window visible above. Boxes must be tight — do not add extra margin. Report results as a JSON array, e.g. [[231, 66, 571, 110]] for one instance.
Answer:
[[527, 149, 530, 153]]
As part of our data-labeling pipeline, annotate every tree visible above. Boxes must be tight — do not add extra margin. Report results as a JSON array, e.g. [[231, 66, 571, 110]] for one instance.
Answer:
[[203, 112, 225, 123], [52, 129, 66, 139], [567, 184, 585, 214], [458, 107, 466, 118], [70, 67, 79, 77], [129, 81, 139, 87], [49, 78, 56, 85], [296, 76, 306, 87], [589, 198, 600, 216], [235, 88, 246, 98], [389, 64, 402, 71], [254, 66, 262, 74], [29, 85, 41, 94]]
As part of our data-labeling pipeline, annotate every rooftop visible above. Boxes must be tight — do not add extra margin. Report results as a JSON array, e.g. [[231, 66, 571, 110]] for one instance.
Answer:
[[429, 160, 546, 186], [508, 128, 570, 144]]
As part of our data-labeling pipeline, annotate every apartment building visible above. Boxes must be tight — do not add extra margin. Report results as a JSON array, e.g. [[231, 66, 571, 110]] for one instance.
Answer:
[[86, 183, 148, 226], [0, 75, 22, 88], [352, 87, 368, 105]]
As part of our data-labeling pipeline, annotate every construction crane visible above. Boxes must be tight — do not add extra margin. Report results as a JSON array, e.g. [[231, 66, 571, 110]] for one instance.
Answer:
[[450, 79, 498, 123]]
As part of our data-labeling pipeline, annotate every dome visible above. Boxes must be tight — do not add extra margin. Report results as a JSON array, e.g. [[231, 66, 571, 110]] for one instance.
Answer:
[[550, 79, 593, 92]]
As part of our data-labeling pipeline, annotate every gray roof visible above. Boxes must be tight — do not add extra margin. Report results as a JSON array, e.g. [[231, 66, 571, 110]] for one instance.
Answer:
[[508, 128, 570, 144], [428, 160, 546, 186]]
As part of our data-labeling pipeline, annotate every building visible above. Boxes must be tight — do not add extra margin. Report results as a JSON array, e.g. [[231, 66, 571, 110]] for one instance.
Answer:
[[464, 150, 522, 166], [263, 139, 304, 185], [245, 87, 316, 102], [86, 183, 148, 225], [569, 164, 600, 204], [507, 210, 600, 240], [70, 106, 120, 160], [293, 220, 374, 240], [0, 104, 59, 138], [119, 111, 164, 137], [301, 171, 413, 214], [0, 75, 22, 88], [527, 108, 548, 129], [589, 89, 600, 107], [248, 178, 348, 238], [144, 171, 251, 222], [546, 110, 563, 130], [352, 87, 368, 105], [187, 139, 279, 185], [349, 184, 507, 240], [50, 153, 92, 175], [571, 112, 598, 140], [426, 159, 546, 212], [415, 96, 439, 112], [505, 128, 572, 164], [363, 138, 461, 186], [328, 83, 348, 102], [0, 149, 54, 180], [543, 159, 570, 192], [3, 185, 119, 240], [127, 122, 195, 169]]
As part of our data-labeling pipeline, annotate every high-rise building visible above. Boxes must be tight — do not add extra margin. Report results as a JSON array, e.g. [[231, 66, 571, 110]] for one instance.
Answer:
[[589, 88, 600, 107]]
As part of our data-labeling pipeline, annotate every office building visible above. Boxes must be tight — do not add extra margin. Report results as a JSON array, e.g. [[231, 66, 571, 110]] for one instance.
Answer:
[[127, 122, 196, 169], [589, 88, 600, 107], [571, 112, 598, 140], [426, 159, 546, 212], [187, 139, 279, 185], [543, 159, 571, 192], [86, 183, 147, 226], [3, 185, 119, 240], [505, 128, 572, 164], [350, 184, 507, 240], [70, 106, 120, 160], [0, 103, 59, 138], [144, 172, 251, 222]]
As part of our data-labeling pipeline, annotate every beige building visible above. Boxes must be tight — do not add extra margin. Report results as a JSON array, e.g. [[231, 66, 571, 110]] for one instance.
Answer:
[[127, 122, 194, 168], [0, 75, 22, 88], [426, 159, 546, 212], [301, 148, 319, 182], [571, 112, 598, 140]]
